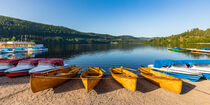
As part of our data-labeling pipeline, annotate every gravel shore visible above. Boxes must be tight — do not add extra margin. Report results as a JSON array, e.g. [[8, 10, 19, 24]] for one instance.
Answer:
[[0, 75, 209, 105]]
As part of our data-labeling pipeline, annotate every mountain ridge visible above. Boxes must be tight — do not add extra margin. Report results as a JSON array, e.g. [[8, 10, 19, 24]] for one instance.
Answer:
[[0, 15, 143, 44]]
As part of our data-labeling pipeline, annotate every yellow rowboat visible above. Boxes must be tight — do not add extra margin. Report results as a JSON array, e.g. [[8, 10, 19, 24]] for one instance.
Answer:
[[110, 66, 138, 92], [30, 66, 81, 93], [80, 67, 104, 92], [139, 67, 182, 94]]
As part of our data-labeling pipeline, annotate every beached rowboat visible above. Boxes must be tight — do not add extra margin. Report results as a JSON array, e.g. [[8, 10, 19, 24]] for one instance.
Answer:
[[29, 58, 64, 76], [80, 67, 104, 92], [139, 67, 182, 94], [30, 66, 81, 93], [0, 59, 22, 75], [110, 66, 138, 92], [5, 58, 44, 77]]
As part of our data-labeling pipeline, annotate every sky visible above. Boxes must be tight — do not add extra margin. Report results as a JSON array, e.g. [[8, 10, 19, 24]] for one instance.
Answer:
[[0, 0, 210, 37]]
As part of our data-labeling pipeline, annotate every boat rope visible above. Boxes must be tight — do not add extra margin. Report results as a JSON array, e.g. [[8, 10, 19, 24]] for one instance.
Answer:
[[31, 76, 143, 79], [193, 89, 210, 95]]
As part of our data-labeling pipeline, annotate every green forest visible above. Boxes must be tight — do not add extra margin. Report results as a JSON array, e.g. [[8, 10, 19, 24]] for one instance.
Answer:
[[145, 28, 210, 45], [0, 15, 142, 44]]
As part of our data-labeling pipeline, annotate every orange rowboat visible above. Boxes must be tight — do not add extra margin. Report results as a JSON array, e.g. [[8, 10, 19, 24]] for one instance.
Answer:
[[139, 67, 182, 94], [110, 66, 138, 92], [30, 66, 81, 93]]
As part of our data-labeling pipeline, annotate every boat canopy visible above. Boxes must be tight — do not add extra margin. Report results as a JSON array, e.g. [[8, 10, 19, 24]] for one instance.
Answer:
[[32, 46, 40, 49], [1, 48, 13, 51], [14, 53, 24, 57], [202, 48, 210, 50], [19, 58, 44, 64], [1, 54, 12, 58], [14, 47, 25, 50], [32, 46, 46, 49], [38, 58, 64, 66], [0, 59, 22, 65], [154, 60, 210, 68]]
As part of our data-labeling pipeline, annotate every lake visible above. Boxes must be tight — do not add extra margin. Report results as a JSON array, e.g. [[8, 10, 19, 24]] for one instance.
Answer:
[[35, 44, 210, 74], [1, 44, 209, 74]]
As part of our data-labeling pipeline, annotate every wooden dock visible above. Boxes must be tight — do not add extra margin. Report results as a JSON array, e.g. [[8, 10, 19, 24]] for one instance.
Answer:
[[186, 48, 210, 53]]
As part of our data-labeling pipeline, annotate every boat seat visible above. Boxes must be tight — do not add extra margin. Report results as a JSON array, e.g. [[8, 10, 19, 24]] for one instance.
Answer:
[[85, 76, 100, 78]]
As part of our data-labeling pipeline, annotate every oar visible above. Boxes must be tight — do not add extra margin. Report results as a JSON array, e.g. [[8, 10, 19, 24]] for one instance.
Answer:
[[90, 67, 106, 73], [78, 67, 88, 73], [100, 68, 106, 72], [124, 67, 137, 71]]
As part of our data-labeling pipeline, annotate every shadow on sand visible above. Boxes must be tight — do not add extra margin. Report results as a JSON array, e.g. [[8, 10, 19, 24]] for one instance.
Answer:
[[136, 77, 159, 93], [94, 75, 123, 94], [53, 75, 196, 94], [0, 76, 29, 86], [53, 75, 84, 93], [95, 75, 159, 94], [181, 81, 196, 94]]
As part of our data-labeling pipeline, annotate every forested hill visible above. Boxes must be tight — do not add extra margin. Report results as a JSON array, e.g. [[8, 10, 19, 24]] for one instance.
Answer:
[[0, 15, 142, 44], [145, 28, 210, 45]]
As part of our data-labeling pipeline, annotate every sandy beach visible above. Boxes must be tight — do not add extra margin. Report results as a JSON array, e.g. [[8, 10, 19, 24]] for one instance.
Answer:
[[0, 75, 210, 105]]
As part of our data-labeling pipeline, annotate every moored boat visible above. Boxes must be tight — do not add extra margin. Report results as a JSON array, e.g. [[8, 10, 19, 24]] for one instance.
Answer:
[[4, 58, 44, 77], [0, 59, 22, 75], [13, 47, 27, 53], [110, 66, 138, 92], [30, 65, 81, 93], [80, 67, 104, 92], [1, 48, 14, 53], [27, 46, 48, 52], [29, 58, 64, 76], [168, 48, 190, 52], [139, 67, 182, 94]]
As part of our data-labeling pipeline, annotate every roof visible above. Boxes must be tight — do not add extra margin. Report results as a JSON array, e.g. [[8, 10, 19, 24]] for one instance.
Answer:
[[38, 58, 64, 66]]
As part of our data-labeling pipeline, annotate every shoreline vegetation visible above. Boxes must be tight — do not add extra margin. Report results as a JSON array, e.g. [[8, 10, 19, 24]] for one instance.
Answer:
[[0, 15, 147, 45], [144, 28, 210, 46]]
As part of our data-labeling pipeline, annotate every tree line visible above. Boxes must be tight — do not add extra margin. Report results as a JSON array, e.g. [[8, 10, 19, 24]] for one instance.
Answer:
[[0, 15, 141, 44], [145, 28, 210, 45]]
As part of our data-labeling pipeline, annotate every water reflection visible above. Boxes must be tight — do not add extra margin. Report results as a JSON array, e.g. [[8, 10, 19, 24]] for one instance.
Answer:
[[0, 51, 47, 59], [42, 44, 210, 74]]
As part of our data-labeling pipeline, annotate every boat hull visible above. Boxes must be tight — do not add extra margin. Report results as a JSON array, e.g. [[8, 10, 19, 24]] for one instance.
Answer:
[[0, 72, 4, 75], [81, 77, 101, 91], [80, 67, 103, 92], [152, 69, 201, 82], [169, 48, 190, 52], [202, 73, 210, 79], [5, 71, 29, 78], [30, 66, 81, 93], [28, 49, 48, 52], [110, 67, 137, 92], [139, 67, 182, 94]]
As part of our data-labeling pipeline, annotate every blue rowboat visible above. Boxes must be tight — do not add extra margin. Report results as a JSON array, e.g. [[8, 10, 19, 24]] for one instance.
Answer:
[[202, 73, 210, 79], [151, 68, 201, 82]]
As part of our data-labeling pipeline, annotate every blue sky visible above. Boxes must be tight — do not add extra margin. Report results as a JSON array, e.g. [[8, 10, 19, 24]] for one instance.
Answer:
[[0, 0, 210, 37]]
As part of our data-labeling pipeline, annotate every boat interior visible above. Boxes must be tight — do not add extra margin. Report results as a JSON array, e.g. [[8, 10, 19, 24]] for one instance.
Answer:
[[82, 67, 102, 78]]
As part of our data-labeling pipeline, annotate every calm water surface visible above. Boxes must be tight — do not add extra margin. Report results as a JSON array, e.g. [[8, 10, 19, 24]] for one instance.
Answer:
[[35, 44, 210, 74]]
